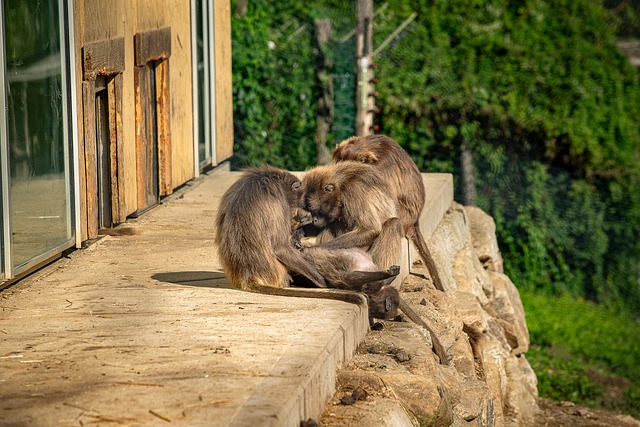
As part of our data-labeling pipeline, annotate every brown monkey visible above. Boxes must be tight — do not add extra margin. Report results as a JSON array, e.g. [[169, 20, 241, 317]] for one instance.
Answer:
[[333, 134, 445, 292], [303, 161, 449, 364], [215, 166, 367, 307], [302, 161, 402, 270], [299, 245, 401, 320], [292, 216, 403, 321]]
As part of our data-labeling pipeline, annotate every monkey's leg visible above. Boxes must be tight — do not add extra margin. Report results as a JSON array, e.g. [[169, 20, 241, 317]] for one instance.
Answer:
[[343, 265, 400, 288], [408, 223, 445, 292], [315, 228, 380, 250], [275, 247, 328, 288], [369, 217, 403, 269]]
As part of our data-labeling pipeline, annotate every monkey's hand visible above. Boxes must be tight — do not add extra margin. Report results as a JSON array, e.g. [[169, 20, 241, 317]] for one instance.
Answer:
[[387, 265, 400, 276]]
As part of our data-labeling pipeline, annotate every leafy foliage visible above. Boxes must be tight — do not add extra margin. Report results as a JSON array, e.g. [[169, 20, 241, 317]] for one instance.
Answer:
[[231, 2, 318, 169], [230, 0, 640, 314], [231, 1, 640, 415], [374, 0, 640, 313]]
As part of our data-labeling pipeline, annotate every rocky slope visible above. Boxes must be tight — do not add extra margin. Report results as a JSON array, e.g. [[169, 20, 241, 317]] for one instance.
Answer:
[[320, 203, 539, 426]]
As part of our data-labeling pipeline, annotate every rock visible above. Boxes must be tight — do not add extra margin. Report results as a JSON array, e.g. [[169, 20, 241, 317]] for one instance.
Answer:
[[466, 205, 504, 273], [483, 271, 530, 355], [321, 205, 539, 426], [340, 395, 356, 405]]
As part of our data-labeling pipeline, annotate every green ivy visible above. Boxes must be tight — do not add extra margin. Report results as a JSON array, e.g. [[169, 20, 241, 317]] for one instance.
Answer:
[[231, 0, 640, 315]]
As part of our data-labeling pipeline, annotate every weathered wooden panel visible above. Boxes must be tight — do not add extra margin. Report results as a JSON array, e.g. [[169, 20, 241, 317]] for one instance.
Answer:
[[134, 65, 159, 212], [82, 37, 125, 81], [73, 1, 86, 241], [166, 1, 194, 186], [214, 0, 234, 163], [73, 0, 229, 235], [108, 75, 127, 223], [134, 0, 169, 30], [81, 0, 126, 43], [81, 81, 98, 240], [134, 27, 171, 66], [155, 60, 172, 196]]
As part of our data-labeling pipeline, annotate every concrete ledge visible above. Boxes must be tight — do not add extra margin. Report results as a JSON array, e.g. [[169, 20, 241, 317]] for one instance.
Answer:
[[0, 169, 452, 426], [409, 173, 454, 269]]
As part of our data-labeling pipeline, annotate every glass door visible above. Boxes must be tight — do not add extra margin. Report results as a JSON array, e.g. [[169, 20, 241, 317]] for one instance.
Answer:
[[1, 0, 75, 280], [192, 0, 217, 174]]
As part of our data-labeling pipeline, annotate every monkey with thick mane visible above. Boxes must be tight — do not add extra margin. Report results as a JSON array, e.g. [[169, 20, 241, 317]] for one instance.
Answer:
[[333, 134, 445, 292], [302, 161, 402, 270], [301, 160, 449, 363]]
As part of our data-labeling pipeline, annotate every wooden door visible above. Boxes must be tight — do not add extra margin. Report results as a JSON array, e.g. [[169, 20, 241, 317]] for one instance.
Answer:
[[134, 28, 172, 215]]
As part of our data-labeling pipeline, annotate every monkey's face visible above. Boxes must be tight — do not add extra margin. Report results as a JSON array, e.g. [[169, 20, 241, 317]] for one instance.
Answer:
[[302, 171, 343, 226], [333, 137, 379, 164], [281, 173, 306, 211], [367, 286, 399, 320]]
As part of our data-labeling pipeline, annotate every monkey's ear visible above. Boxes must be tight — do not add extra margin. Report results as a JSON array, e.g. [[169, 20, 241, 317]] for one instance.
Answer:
[[385, 297, 392, 312], [323, 184, 334, 192], [292, 181, 302, 190]]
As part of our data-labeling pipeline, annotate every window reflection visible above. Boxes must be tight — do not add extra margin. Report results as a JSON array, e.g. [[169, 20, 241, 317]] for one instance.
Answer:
[[4, 0, 71, 268]]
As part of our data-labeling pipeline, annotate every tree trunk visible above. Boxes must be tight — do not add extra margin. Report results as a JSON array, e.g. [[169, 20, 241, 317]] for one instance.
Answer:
[[236, 0, 248, 18], [355, 0, 374, 136], [460, 140, 477, 206], [314, 19, 334, 165]]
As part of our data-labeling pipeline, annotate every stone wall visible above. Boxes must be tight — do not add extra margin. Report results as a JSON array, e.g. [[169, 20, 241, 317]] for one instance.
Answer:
[[321, 203, 539, 426]]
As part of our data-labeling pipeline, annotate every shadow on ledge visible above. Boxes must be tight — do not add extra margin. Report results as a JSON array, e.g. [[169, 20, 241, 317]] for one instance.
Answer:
[[152, 271, 234, 289]]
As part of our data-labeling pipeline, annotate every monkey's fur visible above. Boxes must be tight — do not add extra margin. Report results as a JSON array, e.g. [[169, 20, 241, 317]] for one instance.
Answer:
[[292, 215, 402, 320], [301, 246, 400, 321], [302, 161, 402, 270], [215, 166, 364, 306], [302, 159, 449, 364], [333, 134, 445, 292]]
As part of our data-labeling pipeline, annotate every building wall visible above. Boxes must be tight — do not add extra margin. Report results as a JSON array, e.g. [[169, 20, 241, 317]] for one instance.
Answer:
[[72, 0, 232, 237], [74, 0, 193, 218]]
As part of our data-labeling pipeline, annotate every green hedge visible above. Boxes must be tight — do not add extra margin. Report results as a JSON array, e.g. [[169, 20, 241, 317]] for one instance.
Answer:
[[231, 0, 640, 314]]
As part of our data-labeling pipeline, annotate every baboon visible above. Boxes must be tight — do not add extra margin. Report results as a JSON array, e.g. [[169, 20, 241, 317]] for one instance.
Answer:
[[292, 216, 403, 321], [302, 161, 402, 270], [215, 166, 367, 307], [300, 247, 400, 321], [302, 161, 449, 364], [333, 134, 445, 292]]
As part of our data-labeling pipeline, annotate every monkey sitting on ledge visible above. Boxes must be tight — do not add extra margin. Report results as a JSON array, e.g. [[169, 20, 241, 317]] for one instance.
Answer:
[[333, 134, 445, 292], [301, 162, 450, 364], [215, 166, 373, 309]]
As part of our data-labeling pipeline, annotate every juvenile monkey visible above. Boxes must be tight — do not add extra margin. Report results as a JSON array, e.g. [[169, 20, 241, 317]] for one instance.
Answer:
[[299, 246, 400, 321], [333, 134, 445, 292], [292, 215, 403, 320], [215, 166, 365, 307]]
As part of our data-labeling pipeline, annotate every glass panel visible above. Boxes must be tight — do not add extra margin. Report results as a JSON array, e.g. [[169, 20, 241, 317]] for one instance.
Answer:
[[4, 0, 71, 268], [196, 0, 208, 165]]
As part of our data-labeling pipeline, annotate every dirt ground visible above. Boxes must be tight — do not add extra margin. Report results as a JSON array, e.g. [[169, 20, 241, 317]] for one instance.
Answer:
[[533, 399, 640, 427]]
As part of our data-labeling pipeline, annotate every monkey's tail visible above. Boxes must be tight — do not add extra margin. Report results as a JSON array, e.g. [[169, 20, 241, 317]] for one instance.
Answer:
[[246, 281, 367, 307], [410, 223, 445, 292], [398, 298, 449, 365]]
